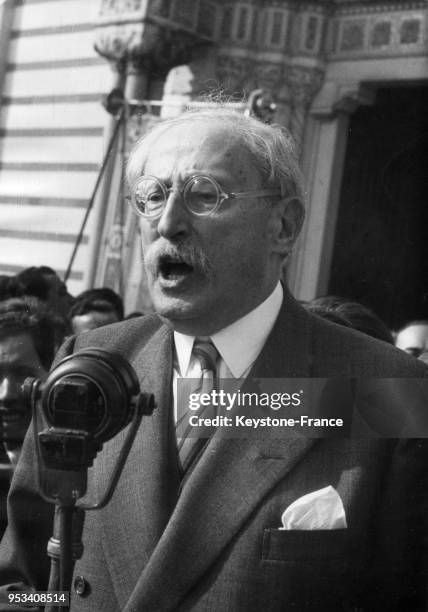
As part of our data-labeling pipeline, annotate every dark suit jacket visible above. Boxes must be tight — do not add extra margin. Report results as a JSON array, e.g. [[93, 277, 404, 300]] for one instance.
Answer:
[[0, 293, 427, 611]]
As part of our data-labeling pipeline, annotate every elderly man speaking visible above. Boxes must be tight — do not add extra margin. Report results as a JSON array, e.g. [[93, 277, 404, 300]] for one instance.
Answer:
[[0, 108, 427, 612]]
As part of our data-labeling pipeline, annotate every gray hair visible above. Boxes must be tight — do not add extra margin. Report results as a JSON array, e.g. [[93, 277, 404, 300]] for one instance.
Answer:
[[126, 106, 305, 205]]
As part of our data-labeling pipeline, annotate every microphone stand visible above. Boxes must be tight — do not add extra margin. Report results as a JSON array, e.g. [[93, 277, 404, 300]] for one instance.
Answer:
[[26, 372, 154, 612], [45, 506, 83, 612]]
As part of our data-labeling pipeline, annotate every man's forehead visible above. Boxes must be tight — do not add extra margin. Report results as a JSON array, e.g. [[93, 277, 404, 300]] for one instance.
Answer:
[[143, 120, 247, 174], [396, 324, 428, 347], [139, 122, 264, 193], [161, 119, 235, 145], [0, 332, 40, 364]]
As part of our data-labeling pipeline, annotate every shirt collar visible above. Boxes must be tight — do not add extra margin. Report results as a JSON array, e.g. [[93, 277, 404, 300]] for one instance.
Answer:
[[174, 282, 283, 378]]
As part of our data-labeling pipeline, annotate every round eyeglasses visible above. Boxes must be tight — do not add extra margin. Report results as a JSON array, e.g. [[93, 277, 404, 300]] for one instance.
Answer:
[[128, 174, 282, 218]]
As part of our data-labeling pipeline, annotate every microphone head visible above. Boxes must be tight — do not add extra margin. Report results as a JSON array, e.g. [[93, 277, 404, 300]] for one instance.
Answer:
[[40, 348, 140, 444]]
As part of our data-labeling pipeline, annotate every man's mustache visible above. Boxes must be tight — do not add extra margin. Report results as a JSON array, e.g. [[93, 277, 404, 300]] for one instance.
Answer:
[[143, 239, 214, 279]]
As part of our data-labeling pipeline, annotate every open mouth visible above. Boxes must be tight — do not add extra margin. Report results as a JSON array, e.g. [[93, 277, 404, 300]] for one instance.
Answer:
[[158, 256, 194, 280]]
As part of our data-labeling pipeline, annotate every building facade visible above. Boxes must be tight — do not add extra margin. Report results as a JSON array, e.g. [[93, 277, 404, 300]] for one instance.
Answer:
[[0, 0, 427, 325]]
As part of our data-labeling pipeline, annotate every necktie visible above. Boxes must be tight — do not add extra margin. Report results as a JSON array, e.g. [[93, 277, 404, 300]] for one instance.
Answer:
[[176, 338, 219, 473]]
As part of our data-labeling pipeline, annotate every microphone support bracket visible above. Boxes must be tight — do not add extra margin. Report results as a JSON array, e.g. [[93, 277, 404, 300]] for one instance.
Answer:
[[24, 349, 155, 611]]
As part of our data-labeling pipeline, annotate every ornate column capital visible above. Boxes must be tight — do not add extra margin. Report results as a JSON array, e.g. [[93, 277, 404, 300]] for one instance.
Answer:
[[286, 64, 325, 154], [254, 61, 284, 97], [310, 81, 376, 118], [333, 86, 376, 115], [95, 0, 214, 77], [287, 65, 325, 109], [215, 54, 255, 94]]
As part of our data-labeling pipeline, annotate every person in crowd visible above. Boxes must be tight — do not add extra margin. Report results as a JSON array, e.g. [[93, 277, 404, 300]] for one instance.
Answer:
[[15, 266, 74, 321], [308, 296, 394, 344], [0, 277, 18, 303], [14, 266, 74, 348], [0, 107, 427, 611], [69, 287, 124, 333], [395, 319, 428, 358], [0, 297, 57, 536]]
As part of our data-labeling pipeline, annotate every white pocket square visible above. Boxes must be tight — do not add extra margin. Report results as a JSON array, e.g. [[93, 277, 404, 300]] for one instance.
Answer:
[[280, 485, 347, 530]]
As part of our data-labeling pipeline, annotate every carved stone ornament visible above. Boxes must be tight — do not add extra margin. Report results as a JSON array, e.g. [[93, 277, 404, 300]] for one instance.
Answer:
[[287, 65, 325, 109], [400, 18, 421, 44], [370, 20, 392, 48], [96, 23, 209, 76], [215, 55, 254, 93], [286, 65, 325, 154], [95, 0, 213, 76], [254, 61, 284, 97], [330, 4, 426, 59], [133, 29, 207, 76], [99, 0, 144, 17], [107, 223, 125, 252], [340, 19, 365, 52]]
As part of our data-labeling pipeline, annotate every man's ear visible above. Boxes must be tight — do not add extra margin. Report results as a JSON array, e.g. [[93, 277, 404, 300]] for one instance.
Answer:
[[270, 196, 305, 256]]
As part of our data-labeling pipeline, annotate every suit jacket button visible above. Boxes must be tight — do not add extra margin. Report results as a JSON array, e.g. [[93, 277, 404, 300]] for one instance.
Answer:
[[73, 575, 89, 596]]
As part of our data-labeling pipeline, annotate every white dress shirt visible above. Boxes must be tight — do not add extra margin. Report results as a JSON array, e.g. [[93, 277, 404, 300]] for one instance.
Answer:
[[173, 282, 283, 421]]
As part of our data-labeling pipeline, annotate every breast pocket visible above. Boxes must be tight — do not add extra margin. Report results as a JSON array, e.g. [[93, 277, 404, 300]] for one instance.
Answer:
[[261, 529, 351, 609], [262, 528, 348, 564]]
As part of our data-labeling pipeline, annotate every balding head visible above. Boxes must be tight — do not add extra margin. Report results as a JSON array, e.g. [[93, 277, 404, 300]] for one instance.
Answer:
[[126, 108, 305, 335], [127, 107, 305, 209]]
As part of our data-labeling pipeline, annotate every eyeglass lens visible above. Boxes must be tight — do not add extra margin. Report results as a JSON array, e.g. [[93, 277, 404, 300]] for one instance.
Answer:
[[133, 178, 164, 216], [185, 176, 219, 214], [132, 176, 221, 217]]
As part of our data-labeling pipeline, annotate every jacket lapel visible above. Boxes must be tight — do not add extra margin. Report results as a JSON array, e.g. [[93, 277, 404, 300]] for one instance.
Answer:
[[97, 321, 181, 606], [124, 293, 318, 612]]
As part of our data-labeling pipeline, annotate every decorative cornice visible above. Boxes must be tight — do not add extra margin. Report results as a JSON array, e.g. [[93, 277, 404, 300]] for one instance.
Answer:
[[95, 1, 215, 75], [334, 1, 427, 16], [328, 5, 427, 60]]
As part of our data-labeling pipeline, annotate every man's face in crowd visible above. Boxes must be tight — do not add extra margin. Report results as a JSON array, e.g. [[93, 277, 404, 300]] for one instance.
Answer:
[[43, 273, 74, 319], [0, 332, 47, 445], [71, 311, 120, 334], [395, 323, 428, 358], [138, 120, 285, 335]]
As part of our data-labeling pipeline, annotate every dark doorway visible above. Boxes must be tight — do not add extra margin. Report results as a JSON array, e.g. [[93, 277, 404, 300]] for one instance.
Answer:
[[328, 84, 428, 330]]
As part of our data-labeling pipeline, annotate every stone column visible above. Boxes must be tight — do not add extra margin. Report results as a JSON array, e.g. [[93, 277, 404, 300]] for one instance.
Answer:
[[254, 60, 290, 126], [287, 83, 376, 300], [287, 64, 324, 155], [90, 0, 213, 310]]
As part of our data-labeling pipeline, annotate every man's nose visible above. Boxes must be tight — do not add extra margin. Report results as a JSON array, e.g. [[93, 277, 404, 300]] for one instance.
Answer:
[[156, 191, 191, 240], [0, 377, 21, 407]]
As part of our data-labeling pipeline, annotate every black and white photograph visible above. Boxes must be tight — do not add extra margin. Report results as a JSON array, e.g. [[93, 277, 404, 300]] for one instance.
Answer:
[[0, 1, 427, 610]]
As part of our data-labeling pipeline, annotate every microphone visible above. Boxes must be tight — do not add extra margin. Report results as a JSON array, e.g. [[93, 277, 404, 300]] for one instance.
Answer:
[[25, 348, 154, 476], [23, 348, 154, 605], [25, 348, 146, 474]]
